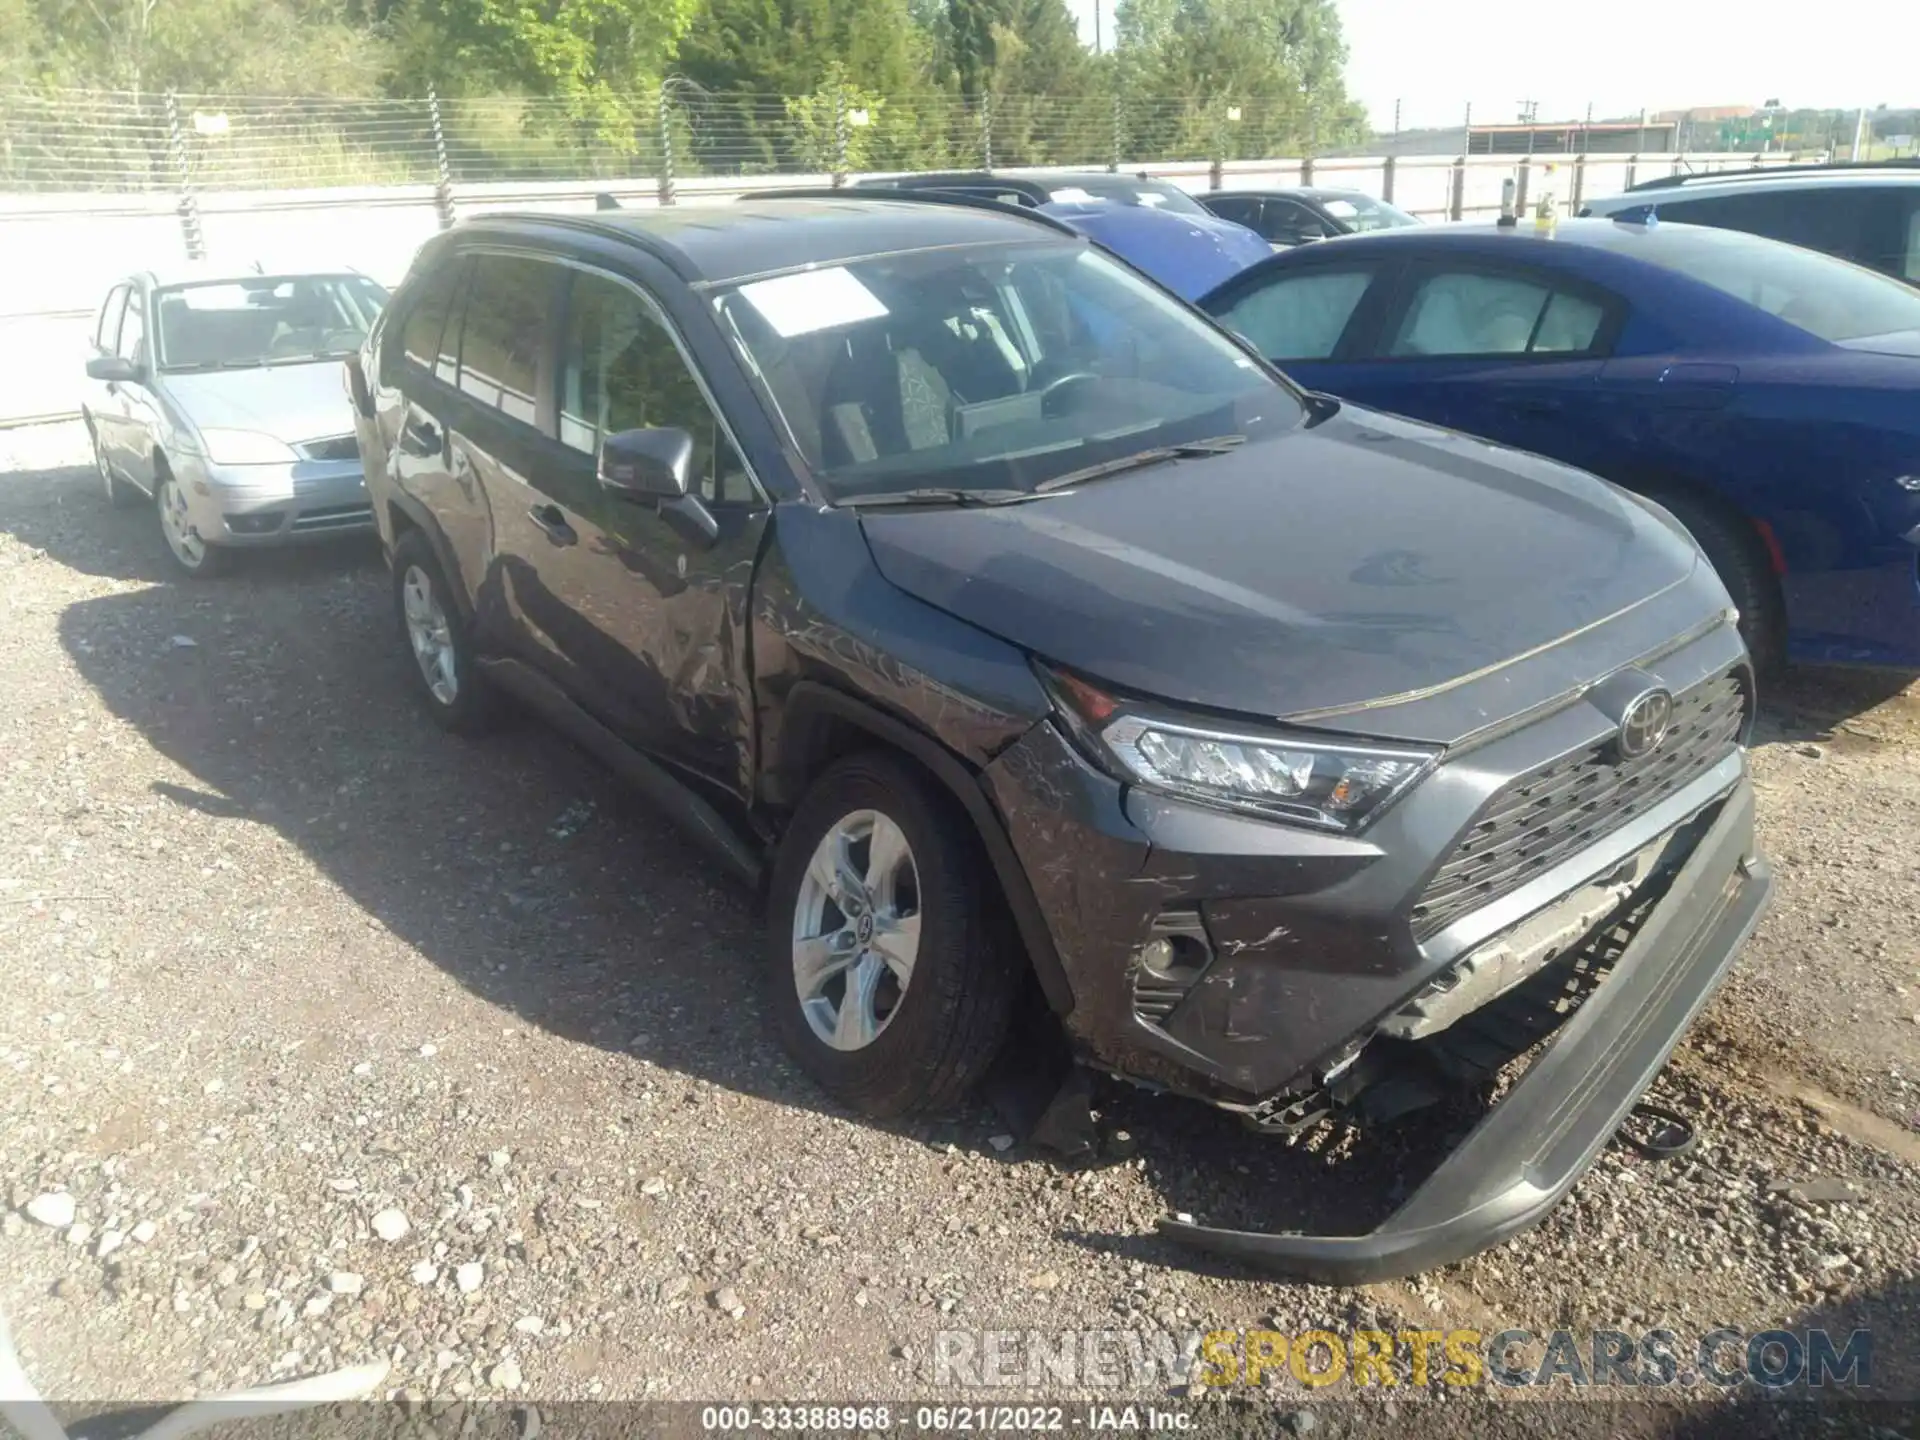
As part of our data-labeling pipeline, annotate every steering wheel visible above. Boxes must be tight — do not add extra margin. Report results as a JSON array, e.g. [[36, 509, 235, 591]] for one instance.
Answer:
[[1036, 370, 1101, 416]]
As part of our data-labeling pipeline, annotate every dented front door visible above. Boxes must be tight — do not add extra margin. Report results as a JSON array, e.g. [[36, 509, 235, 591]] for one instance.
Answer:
[[545, 266, 769, 790]]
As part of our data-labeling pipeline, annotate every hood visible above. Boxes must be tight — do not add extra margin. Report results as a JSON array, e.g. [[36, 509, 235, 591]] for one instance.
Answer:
[[859, 407, 1704, 725], [160, 361, 358, 445], [1042, 202, 1272, 300]]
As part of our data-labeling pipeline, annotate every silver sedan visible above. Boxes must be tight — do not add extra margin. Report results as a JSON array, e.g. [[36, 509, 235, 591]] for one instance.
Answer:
[[82, 266, 389, 576]]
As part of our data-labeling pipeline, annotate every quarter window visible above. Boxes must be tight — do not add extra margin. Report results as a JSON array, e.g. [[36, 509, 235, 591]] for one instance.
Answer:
[[1216, 269, 1375, 360], [118, 291, 146, 365], [560, 273, 753, 505], [456, 255, 555, 426], [96, 285, 129, 350], [1388, 271, 1605, 357]]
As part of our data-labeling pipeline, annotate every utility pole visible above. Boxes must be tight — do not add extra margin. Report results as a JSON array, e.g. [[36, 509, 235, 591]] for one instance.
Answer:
[[1851, 106, 1867, 161], [1093, 0, 1101, 54]]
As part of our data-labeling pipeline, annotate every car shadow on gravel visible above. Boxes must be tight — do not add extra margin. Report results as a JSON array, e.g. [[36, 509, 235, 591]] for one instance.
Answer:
[[1752, 665, 1918, 747], [0, 461, 380, 585]]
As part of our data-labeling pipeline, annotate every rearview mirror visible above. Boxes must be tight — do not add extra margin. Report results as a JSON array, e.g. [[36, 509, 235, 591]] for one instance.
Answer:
[[599, 427, 693, 501], [87, 355, 139, 384]]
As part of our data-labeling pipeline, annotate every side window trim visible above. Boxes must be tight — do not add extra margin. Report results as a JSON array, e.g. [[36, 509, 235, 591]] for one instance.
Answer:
[[549, 256, 769, 507], [97, 284, 130, 350], [1366, 259, 1624, 362]]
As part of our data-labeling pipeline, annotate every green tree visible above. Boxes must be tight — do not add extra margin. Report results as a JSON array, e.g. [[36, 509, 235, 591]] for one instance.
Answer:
[[1113, 0, 1365, 160], [675, 0, 936, 171], [386, 0, 696, 141]]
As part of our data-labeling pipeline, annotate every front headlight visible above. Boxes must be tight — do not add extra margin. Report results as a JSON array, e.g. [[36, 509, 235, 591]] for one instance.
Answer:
[[1041, 664, 1437, 832], [198, 428, 298, 466]]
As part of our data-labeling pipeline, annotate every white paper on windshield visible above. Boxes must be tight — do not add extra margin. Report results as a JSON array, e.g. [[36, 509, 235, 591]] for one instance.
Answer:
[[1048, 186, 1097, 204], [1323, 199, 1359, 218], [738, 267, 888, 338]]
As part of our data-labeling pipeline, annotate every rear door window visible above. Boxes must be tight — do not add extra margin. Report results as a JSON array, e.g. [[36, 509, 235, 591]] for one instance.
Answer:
[[1206, 197, 1261, 228], [1386, 270, 1607, 357], [456, 254, 560, 428], [1658, 187, 1879, 268], [1896, 193, 1920, 282], [1214, 268, 1378, 359]]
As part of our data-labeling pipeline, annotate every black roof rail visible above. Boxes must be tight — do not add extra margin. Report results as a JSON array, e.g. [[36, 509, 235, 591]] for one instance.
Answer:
[[1627, 158, 1920, 192], [853, 171, 1058, 206], [738, 184, 1083, 237]]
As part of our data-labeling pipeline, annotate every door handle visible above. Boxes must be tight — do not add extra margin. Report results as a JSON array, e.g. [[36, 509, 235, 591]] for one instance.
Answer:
[[528, 504, 577, 547]]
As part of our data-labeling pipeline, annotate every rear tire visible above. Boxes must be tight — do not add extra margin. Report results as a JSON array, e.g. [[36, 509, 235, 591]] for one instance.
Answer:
[[392, 530, 494, 734], [1648, 489, 1785, 676], [767, 751, 1018, 1119]]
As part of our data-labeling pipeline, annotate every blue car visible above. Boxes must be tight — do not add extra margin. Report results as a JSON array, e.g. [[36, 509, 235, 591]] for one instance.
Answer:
[[1039, 199, 1274, 301], [1199, 218, 1920, 670]]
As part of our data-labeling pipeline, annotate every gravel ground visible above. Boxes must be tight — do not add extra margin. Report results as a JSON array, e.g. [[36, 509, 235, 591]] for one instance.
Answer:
[[2, 423, 1917, 1433]]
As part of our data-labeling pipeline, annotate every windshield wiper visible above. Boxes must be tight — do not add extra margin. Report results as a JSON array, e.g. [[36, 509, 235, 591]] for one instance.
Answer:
[[839, 487, 1036, 510], [1032, 434, 1245, 494]]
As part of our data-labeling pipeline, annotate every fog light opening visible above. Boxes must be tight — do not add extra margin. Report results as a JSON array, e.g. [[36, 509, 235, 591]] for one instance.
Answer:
[[1136, 933, 1208, 983]]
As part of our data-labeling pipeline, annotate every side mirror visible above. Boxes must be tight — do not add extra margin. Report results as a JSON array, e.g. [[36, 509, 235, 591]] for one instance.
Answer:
[[598, 426, 694, 501], [87, 355, 139, 384]]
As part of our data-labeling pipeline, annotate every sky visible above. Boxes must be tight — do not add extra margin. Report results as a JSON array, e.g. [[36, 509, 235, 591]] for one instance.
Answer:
[[1065, 0, 1919, 132]]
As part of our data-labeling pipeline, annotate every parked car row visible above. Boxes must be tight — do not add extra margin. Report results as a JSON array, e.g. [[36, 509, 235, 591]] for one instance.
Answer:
[[75, 163, 1915, 1282]]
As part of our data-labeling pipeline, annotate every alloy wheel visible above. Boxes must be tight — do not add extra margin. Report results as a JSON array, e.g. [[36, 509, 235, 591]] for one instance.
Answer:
[[401, 564, 459, 706], [791, 809, 922, 1052]]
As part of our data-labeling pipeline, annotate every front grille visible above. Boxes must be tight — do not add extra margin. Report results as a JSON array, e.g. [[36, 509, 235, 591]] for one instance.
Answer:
[[295, 434, 359, 462], [1409, 669, 1749, 941], [290, 504, 374, 532]]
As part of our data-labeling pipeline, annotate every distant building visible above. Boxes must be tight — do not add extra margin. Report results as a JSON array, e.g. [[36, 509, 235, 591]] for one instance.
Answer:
[[1466, 120, 1680, 155]]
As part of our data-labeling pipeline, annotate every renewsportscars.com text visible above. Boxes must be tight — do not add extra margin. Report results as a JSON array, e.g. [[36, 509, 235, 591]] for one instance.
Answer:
[[933, 1326, 1872, 1391]]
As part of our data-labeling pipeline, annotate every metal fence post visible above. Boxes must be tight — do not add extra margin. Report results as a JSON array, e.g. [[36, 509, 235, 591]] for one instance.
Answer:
[[832, 86, 849, 187], [1109, 92, 1123, 173], [1381, 153, 1395, 203], [1448, 155, 1465, 221], [164, 93, 205, 261], [428, 88, 456, 228], [657, 88, 676, 206], [1515, 158, 1531, 215], [1571, 152, 1587, 210], [980, 93, 994, 171]]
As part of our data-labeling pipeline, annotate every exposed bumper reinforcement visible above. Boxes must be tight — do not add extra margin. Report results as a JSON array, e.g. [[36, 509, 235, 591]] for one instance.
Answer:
[[1156, 778, 1772, 1284]]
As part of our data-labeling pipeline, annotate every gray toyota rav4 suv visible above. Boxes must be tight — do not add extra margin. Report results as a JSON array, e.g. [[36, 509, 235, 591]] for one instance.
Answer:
[[347, 195, 1771, 1280]]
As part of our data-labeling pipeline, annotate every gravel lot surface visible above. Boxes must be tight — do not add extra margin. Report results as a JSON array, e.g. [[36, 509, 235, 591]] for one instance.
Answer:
[[2, 423, 1917, 1434]]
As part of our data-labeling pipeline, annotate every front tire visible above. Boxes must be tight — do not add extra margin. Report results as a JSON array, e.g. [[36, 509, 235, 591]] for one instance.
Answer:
[[391, 530, 493, 733], [155, 465, 232, 577], [767, 752, 1018, 1119]]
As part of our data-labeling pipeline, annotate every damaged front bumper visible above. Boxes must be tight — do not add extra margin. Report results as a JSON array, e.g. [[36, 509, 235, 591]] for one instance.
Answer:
[[1156, 776, 1771, 1283]]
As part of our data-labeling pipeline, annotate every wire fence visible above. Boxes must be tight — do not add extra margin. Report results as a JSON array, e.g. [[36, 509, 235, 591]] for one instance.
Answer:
[[0, 86, 1540, 194]]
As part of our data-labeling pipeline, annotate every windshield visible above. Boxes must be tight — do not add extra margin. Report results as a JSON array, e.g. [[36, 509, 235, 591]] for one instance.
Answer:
[[154, 275, 389, 371], [712, 241, 1298, 503], [1626, 225, 1920, 344], [1316, 193, 1419, 232], [1045, 176, 1208, 216]]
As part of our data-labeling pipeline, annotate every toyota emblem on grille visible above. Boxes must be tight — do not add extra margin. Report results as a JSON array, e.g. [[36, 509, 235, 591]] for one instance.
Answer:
[[1615, 687, 1674, 760]]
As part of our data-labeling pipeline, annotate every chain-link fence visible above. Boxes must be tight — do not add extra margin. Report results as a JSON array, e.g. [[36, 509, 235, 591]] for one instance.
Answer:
[[0, 85, 1493, 194]]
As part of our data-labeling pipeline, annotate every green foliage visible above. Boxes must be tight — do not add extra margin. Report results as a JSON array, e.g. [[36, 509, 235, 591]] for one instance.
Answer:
[[0, 0, 1371, 185], [1113, 0, 1364, 157]]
